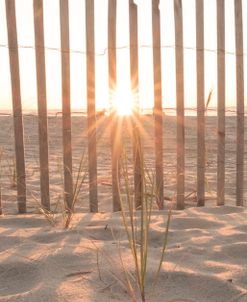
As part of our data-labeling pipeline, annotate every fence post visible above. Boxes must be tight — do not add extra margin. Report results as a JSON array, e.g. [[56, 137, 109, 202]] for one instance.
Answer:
[[235, 0, 244, 207], [196, 0, 205, 207], [174, 0, 185, 210], [86, 0, 98, 212], [108, 0, 121, 212], [5, 0, 27, 213], [33, 0, 50, 211], [60, 0, 73, 210], [152, 0, 164, 210], [217, 0, 225, 206], [129, 0, 143, 209]]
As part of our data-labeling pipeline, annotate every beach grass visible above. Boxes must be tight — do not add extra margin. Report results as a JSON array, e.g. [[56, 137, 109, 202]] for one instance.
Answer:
[[115, 134, 171, 301]]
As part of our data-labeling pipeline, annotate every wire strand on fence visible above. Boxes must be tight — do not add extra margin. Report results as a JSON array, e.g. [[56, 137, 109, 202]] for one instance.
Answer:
[[0, 43, 247, 57]]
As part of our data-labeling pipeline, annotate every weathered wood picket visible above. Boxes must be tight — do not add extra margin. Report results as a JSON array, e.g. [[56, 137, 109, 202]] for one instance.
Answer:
[[33, 0, 50, 210], [196, 0, 205, 207], [5, 0, 26, 213], [60, 0, 74, 210]]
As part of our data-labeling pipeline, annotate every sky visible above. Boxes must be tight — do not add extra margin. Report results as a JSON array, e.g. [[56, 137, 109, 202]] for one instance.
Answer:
[[0, 0, 246, 112]]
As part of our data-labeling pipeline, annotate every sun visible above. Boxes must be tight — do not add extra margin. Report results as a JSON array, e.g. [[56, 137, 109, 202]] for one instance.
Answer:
[[116, 101, 133, 116], [113, 87, 133, 116]]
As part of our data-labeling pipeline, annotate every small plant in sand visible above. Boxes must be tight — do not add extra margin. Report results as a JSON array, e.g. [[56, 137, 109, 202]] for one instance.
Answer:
[[64, 151, 88, 228], [4, 155, 17, 189], [30, 150, 87, 227], [114, 138, 171, 302], [11, 159, 17, 189]]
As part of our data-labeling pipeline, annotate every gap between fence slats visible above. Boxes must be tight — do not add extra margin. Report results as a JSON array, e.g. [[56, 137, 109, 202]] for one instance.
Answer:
[[108, 0, 121, 212], [86, 0, 98, 212]]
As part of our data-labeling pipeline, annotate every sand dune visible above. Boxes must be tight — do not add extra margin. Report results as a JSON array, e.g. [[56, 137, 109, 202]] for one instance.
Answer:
[[0, 206, 247, 301]]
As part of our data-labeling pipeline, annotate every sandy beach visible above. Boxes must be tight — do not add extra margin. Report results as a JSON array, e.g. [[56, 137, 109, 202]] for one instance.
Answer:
[[0, 207, 247, 301], [0, 114, 247, 301], [0, 114, 246, 213]]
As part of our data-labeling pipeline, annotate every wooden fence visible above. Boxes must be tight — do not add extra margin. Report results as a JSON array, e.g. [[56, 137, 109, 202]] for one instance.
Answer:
[[2, 0, 245, 213]]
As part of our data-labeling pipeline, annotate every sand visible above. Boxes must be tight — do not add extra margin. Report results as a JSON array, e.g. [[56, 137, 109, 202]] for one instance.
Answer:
[[0, 114, 247, 301], [0, 114, 247, 214], [0, 207, 247, 301]]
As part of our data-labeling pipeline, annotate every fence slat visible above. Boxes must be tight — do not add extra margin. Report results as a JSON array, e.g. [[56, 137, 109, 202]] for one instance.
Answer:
[[152, 0, 164, 210], [129, 0, 143, 209], [174, 0, 185, 210], [5, 0, 26, 213], [0, 185, 2, 215], [196, 0, 205, 207], [108, 0, 121, 212], [217, 0, 225, 206], [86, 0, 98, 212], [235, 0, 244, 207], [60, 0, 73, 210], [33, 0, 50, 210]]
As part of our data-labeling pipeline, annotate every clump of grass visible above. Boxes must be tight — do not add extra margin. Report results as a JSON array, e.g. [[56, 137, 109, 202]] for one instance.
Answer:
[[64, 151, 88, 228], [4, 156, 17, 189], [115, 142, 172, 301], [29, 149, 87, 228], [27, 188, 61, 226]]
